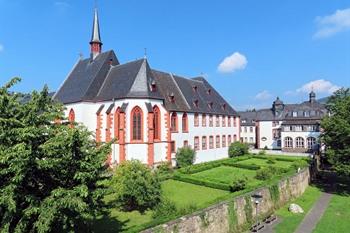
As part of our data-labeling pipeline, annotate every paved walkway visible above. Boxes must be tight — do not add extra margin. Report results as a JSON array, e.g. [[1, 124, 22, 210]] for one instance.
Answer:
[[294, 192, 333, 233]]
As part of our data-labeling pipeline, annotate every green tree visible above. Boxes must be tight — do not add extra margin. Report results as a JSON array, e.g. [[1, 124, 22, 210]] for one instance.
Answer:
[[112, 160, 161, 211], [228, 141, 249, 158], [321, 88, 350, 176], [175, 146, 196, 168], [0, 78, 110, 233]]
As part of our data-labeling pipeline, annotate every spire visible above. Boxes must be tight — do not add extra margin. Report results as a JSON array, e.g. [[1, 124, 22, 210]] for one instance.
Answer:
[[90, 8, 102, 60]]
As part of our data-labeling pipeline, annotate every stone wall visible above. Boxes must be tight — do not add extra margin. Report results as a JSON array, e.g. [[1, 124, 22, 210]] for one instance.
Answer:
[[142, 168, 310, 233]]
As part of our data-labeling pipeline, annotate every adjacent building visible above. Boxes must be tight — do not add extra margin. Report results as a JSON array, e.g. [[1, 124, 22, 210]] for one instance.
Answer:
[[239, 91, 328, 153], [53, 9, 240, 166]]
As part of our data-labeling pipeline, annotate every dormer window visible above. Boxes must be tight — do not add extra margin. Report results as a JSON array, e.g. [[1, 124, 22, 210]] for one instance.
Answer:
[[292, 111, 297, 117], [193, 99, 199, 108], [151, 80, 156, 92], [192, 86, 198, 92], [222, 103, 226, 110], [207, 89, 212, 95], [208, 102, 213, 109], [169, 93, 175, 103]]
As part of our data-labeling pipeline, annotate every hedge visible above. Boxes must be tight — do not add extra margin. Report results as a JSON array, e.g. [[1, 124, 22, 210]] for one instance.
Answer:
[[227, 163, 261, 170], [173, 173, 232, 191]]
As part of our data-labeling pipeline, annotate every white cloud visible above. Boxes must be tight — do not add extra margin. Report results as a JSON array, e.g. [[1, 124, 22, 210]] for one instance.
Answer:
[[314, 8, 350, 39], [254, 90, 272, 100], [0, 44, 3, 52], [297, 79, 340, 94], [218, 52, 247, 73]]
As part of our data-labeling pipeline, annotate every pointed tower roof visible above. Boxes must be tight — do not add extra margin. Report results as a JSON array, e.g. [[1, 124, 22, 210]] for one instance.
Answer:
[[90, 8, 102, 44]]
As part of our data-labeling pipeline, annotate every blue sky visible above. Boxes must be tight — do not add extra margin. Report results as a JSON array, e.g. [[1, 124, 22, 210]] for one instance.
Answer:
[[0, 0, 349, 110]]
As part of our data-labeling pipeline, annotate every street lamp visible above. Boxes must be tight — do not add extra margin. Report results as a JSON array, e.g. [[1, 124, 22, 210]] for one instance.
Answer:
[[251, 193, 263, 232]]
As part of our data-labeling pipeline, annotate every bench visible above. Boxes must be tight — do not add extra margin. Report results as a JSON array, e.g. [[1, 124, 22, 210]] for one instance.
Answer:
[[264, 215, 277, 224], [250, 222, 265, 232]]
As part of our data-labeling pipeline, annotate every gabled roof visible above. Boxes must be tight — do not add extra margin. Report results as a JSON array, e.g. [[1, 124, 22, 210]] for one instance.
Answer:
[[54, 49, 238, 116]]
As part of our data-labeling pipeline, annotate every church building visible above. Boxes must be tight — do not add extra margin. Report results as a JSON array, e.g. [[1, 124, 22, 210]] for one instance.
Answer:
[[53, 9, 240, 166]]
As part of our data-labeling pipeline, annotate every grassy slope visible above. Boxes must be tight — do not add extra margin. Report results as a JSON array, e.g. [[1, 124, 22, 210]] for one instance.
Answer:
[[93, 179, 229, 232], [273, 186, 322, 233], [312, 194, 350, 233], [236, 158, 293, 168], [192, 165, 262, 187]]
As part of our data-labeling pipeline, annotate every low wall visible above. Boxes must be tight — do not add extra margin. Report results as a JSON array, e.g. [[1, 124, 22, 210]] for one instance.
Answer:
[[142, 168, 310, 233]]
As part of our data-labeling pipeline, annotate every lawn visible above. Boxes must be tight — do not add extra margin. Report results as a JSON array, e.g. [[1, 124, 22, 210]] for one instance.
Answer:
[[273, 186, 323, 233], [312, 194, 350, 233], [93, 179, 230, 233], [236, 157, 293, 168], [191, 165, 262, 187]]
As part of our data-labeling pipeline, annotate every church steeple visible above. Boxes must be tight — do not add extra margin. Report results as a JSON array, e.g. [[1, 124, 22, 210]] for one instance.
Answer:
[[90, 8, 102, 60]]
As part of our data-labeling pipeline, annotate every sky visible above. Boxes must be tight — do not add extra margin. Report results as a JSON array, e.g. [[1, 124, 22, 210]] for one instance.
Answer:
[[0, 0, 349, 110]]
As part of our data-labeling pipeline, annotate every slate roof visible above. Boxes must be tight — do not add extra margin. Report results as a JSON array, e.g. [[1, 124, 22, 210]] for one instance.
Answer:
[[54, 50, 238, 116], [239, 96, 328, 124]]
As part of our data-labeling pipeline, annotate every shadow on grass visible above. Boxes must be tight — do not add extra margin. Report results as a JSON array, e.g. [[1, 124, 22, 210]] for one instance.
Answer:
[[313, 170, 350, 196]]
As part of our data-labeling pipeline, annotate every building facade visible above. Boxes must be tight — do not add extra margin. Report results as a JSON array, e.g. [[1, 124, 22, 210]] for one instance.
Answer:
[[239, 92, 328, 153], [53, 9, 240, 166]]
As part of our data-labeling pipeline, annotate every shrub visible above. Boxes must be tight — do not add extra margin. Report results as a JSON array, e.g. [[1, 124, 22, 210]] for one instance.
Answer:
[[228, 141, 249, 158], [266, 157, 276, 164], [231, 175, 248, 192], [176, 147, 196, 168], [152, 197, 178, 219], [291, 159, 309, 170], [255, 166, 286, 180], [258, 150, 266, 155], [112, 160, 161, 211], [156, 161, 173, 175]]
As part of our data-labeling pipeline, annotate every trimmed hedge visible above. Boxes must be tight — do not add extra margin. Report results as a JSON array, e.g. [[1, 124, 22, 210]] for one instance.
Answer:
[[226, 163, 261, 170], [173, 173, 232, 191]]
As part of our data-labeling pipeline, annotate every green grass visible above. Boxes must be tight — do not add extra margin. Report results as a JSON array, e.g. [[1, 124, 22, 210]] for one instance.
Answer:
[[312, 194, 350, 233], [192, 165, 262, 187], [273, 186, 323, 233], [93, 179, 229, 232], [236, 158, 293, 168]]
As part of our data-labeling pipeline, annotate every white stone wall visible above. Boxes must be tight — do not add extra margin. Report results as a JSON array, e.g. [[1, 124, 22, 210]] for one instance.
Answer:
[[171, 114, 240, 164], [257, 121, 282, 149], [240, 126, 256, 144], [281, 131, 320, 149]]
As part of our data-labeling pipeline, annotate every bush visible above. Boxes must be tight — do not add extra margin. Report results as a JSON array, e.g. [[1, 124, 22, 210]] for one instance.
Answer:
[[228, 141, 249, 158], [291, 159, 309, 170], [266, 157, 276, 164], [255, 166, 287, 180], [112, 160, 161, 211], [176, 147, 196, 168], [231, 175, 248, 192], [152, 197, 178, 219], [156, 161, 173, 175], [258, 150, 266, 155]]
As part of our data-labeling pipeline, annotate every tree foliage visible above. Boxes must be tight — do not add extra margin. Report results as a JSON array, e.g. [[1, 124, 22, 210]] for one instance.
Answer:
[[175, 146, 196, 168], [321, 88, 350, 176], [0, 78, 110, 233], [112, 160, 161, 211], [228, 141, 249, 158]]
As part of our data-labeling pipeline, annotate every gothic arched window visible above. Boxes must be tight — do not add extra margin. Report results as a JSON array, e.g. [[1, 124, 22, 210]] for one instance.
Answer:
[[131, 106, 143, 141]]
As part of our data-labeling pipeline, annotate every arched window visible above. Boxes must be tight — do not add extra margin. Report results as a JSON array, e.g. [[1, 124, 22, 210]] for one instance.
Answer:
[[209, 136, 214, 149], [131, 106, 143, 141], [170, 112, 178, 132], [284, 137, 293, 148], [105, 112, 112, 142], [228, 135, 232, 145], [307, 137, 316, 150], [68, 108, 75, 128], [233, 116, 237, 127], [216, 135, 220, 148], [228, 117, 231, 127], [202, 136, 207, 150], [216, 115, 220, 127], [233, 134, 237, 142], [194, 136, 199, 151], [222, 116, 226, 127], [182, 113, 188, 132], [296, 137, 305, 148], [222, 135, 226, 147], [194, 113, 199, 127], [209, 115, 213, 127], [153, 106, 161, 140], [114, 108, 120, 140]]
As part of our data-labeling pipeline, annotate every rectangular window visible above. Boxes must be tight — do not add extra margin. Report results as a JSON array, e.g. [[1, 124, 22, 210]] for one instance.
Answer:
[[250, 137, 253, 143], [194, 113, 199, 127], [209, 115, 213, 127], [194, 137, 199, 151], [202, 136, 207, 150], [250, 127, 253, 133], [171, 141, 175, 153], [209, 136, 214, 149], [222, 135, 226, 147], [228, 135, 232, 145], [222, 116, 226, 127], [183, 140, 188, 147], [216, 115, 220, 127], [233, 117, 237, 127], [244, 127, 247, 133], [202, 114, 207, 127], [228, 117, 231, 127], [216, 135, 220, 148]]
